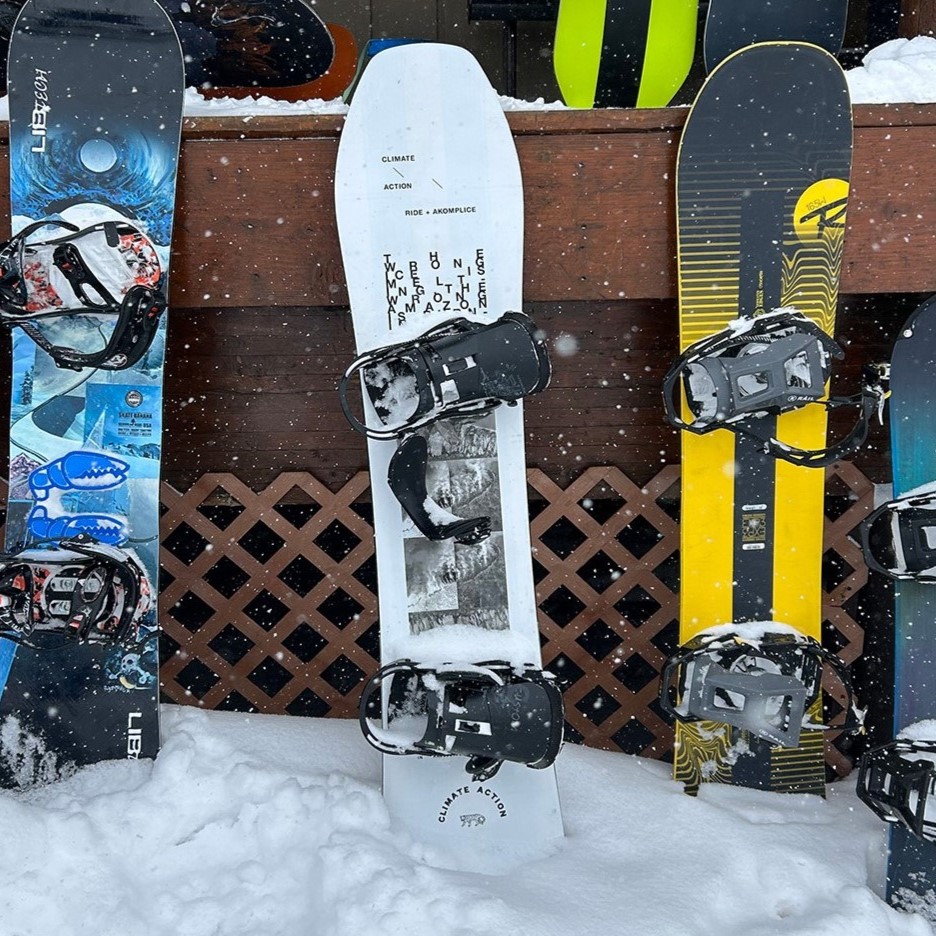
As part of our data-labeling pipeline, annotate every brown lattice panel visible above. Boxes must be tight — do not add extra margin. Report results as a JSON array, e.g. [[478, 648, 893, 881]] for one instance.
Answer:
[[159, 472, 378, 719], [156, 464, 875, 773]]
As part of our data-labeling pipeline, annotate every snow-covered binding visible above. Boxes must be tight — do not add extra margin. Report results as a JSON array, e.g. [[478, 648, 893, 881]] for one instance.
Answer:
[[339, 310, 551, 441], [0, 533, 151, 647], [860, 487, 936, 582], [662, 308, 889, 467], [0, 219, 166, 370], [857, 739, 936, 842], [359, 660, 564, 781], [658, 625, 861, 748]]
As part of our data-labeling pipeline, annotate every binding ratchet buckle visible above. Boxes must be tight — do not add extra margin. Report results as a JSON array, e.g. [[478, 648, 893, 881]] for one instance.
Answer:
[[861, 483, 936, 582]]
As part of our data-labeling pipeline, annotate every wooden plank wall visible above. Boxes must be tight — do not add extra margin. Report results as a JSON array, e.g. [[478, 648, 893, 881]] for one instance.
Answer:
[[312, 0, 561, 100], [901, 0, 936, 34], [154, 106, 936, 309], [0, 104, 931, 492]]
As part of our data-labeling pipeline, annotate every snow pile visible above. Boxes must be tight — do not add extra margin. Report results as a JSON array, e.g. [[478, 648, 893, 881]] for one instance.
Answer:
[[179, 88, 566, 117], [181, 87, 349, 118], [846, 36, 936, 104], [0, 705, 928, 936]]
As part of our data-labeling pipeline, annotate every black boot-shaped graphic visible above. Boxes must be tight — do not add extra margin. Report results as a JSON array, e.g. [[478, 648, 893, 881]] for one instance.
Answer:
[[388, 434, 491, 545]]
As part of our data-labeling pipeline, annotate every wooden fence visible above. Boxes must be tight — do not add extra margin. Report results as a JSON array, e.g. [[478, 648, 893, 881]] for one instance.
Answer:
[[154, 461, 876, 777]]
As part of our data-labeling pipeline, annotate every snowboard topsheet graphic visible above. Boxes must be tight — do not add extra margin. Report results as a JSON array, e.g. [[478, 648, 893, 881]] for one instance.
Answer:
[[857, 296, 936, 917], [554, 0, 698, 108], [670, 43, 853, 793], [335, 43, 563, 870], [704, 0, 848, 72]]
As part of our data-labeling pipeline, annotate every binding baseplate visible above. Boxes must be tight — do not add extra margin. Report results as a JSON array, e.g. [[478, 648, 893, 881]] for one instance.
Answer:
[[0, 219, 166, 370], [359, 659, 564, 781], [662, 308, 888, 467], [0, 534, 151, 647], [659, 624, 862, 748], [857, 739, 936, 842]]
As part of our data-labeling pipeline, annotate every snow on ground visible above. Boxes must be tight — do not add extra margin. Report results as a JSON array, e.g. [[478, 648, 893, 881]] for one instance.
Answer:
[[0, 705, 929, 936]]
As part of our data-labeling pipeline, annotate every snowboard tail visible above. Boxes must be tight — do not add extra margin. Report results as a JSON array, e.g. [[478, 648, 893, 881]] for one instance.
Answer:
[[553, 0, 698, 108], [167, 0, 334, 88], [704, 0, 848, 72]]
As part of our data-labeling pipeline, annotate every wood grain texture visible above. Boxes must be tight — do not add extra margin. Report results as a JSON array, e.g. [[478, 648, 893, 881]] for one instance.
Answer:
[[0, 106, 933, 309], [114, 296, 915, 491], [0, 112, 924, 491]]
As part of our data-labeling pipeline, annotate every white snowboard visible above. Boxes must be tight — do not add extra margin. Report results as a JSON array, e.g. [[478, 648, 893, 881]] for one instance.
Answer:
[[335, 43, 563, 870]]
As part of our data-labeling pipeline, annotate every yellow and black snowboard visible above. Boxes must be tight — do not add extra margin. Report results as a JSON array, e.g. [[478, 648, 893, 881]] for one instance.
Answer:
[[665, 43, 854, 793], [553, 0, 698, 108]]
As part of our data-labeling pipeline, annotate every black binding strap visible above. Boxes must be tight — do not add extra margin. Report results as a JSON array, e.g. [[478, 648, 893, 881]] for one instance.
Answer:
[[359, 659, 564, 780], [15, 284, 166, 372], [340, 311, 551, 441], [659, 629, 863, 739], [857, 739, 936, 841], [0, 535, 147, 647], [738, 363, 889, 468], [861, 488, 936, 582], [0, 219, 81, 309], [387, 434, 492, 545]]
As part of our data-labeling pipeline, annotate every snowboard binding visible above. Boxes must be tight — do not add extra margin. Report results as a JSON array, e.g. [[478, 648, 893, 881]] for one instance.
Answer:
[[0, 534, 152, 648], [0, 219, 166, 371], [341, 311, 551, 543], [340, 311, 551, 441], [659, 624, 861, 748], [857, 739, 936, 842], [662, 308, 889, 468], [860, 487, 936, 582], [359, 659, 564, 781]]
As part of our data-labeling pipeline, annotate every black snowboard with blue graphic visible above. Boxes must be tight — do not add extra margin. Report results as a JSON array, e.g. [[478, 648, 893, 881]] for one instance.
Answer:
[[0, 0, 183, 786]]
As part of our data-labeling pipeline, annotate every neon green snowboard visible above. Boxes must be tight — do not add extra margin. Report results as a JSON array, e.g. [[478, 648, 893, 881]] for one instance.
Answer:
[[554, 0, 698, 108]]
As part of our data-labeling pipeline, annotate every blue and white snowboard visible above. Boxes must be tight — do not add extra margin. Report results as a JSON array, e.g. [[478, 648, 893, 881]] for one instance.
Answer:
[[335, 43, 564, 869], [874, 296, 936, 916], [0, 0, 183, 786]]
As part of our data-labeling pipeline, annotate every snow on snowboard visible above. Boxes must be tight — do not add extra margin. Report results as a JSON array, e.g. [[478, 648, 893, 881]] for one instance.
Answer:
[[659, 42, 873, 793], [0, 0, 183, 786], [335, 43, 563, 867]]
